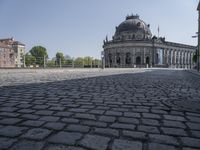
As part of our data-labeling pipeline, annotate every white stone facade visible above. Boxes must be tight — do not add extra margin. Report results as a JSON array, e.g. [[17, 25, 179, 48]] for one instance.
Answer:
[[103, 15, 196, 68]]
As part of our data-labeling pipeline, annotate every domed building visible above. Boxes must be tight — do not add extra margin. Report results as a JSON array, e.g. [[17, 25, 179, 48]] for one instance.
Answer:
[[103, 14, 196, 68]]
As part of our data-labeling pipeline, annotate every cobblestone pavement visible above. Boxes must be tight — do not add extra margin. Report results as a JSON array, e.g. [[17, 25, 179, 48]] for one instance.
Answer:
[[0, 69, 200, 150]]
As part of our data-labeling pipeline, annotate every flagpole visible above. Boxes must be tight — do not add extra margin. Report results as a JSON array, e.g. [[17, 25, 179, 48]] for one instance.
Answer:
[[157, 26, 160, 38]]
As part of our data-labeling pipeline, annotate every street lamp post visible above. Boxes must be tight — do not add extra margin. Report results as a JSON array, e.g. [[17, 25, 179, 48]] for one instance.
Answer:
[[101, 51, 105, 69]]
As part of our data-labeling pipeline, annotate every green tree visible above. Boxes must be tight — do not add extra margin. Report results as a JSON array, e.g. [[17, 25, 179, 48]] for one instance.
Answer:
[[25, 53, 36, 67], [74, 57, 84, 66], [46, 59, 56, 67], [83, 56, 93, 67], [93, 59, 101, 67], [30, 46, 48, 66], [64, 55, 72, 65], [56, 52, 65, 66]]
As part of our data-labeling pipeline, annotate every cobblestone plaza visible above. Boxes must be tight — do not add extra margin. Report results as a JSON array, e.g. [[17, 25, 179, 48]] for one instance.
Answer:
[[0, 69, 200, 150]]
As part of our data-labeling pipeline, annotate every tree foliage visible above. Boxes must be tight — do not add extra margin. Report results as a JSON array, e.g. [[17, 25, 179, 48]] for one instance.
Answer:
[[74, 57, 84, 66], [30, 46, 48, 66], [56, 52, 65, 65], [25, 53, 36, 66], [83, 56, 93, 66]]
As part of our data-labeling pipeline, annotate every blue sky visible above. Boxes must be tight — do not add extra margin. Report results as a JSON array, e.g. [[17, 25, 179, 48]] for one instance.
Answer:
[[0, 0, 198, 59]]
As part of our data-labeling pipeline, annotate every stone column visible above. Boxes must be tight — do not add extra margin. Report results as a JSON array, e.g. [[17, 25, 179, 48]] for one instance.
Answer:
[[190, 52, 193, 69], [178, 51, 180, 68], [182, 51, 184, 68], [166, 49, 169, 65], [187, 52, 190, 68], [144, 48, 146, 64], [179, 51, 182, 68], [169, 50, 172, 67], [123, 53, 126, 68], [114, 53, 117, 67], [174, 50, 177, 68]]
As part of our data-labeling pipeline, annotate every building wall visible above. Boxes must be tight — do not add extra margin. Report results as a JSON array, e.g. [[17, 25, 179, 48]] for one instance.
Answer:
[[0, 38, 25, 68], [103, 40, 195, 68], [0, 47, 15, 68], [13, 44, 25, 67]]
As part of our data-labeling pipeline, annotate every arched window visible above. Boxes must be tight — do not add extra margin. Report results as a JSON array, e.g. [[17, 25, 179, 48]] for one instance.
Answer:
[[116, 53, 120, 65], [108, 53, 112, 66], [132, 34, 135, 39], [136, 56, 141, 65], [146, 57, 150, 65], [156, 53, 159, 64], [126, 53, 131, 64]]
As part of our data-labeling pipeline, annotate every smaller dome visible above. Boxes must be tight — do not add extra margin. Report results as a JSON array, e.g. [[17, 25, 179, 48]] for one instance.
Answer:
[[114, 14, 152, 41]]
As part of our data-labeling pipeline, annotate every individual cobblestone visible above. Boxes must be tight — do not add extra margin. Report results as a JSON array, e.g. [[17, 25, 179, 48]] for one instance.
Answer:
[[0, 137, 17, 149], [149, 134, 179, 145], [10, 140, 44, 150], [74, 113, 96, 120], [118, 117, 139, 124], [21, 128, 51, 140], [99, 116, 116, 123], [48, 131, 82, 145], [181, 137, 200, 148], [137, 125, 160, 134], [39, 116, 60, 122], [46, 145, 86, 150], [122, 130, 147, 140], [161, 127, 187, 136], [148, 143, 176, 150], [0, 118, 22, 125], [94, 128, 119, 137], [66, 124, 90, 133], [110, 123, 136, 130], [79, 134, 110, 150], [0, 126, 27, 137], [112, 139, 142, 150], [21, 120, 45, 127], [44, 122, 66, 130]]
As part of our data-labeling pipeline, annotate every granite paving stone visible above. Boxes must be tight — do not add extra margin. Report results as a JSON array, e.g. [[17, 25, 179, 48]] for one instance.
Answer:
[[110, 123, 136, 130], [44, 122, 66, 130], [0, 126, 27, 137], [74, 113, 96, 120], [21, 120, 45, 127], [161, 127, 187, 136], [149, 134, 179, 145], [48, 131, 82, 145], [163, 120, 186, 129], [39, 116, 60, 122], [181, 137, 200, 148], [99, 116, 116, 123], [137, 125, 160, 134], [94, 127, 119, 137], [148, 143, 177, 150], [0, 69, 200, 150], [66, 124, 90, 133], [21, 128, 51, 140], [46, 145, 86, 150], [10, 140, 44, 150], [79, 134, 110, 150], [118, 117, 139, 124], [0, 137, 17, 149], [112, 139, 142, 150], [0, 118, 22, 125], [122, 130, 147, 140], [82, 120, 107, 127]]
